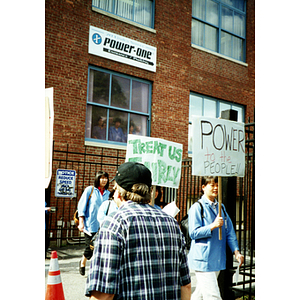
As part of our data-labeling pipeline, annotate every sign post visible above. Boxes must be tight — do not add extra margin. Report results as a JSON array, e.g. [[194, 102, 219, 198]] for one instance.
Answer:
[[218, 176, 222, 240], [192, 116, 245, 240]]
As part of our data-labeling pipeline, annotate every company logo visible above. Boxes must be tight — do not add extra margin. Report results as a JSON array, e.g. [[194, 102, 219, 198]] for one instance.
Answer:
[[92, 33, 102, 45]]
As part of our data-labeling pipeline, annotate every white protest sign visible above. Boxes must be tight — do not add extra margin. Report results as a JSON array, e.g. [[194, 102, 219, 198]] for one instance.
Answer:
[[55, 169, 76, 198], [192, 117, 245, 177], [126, 135, 183, 188]]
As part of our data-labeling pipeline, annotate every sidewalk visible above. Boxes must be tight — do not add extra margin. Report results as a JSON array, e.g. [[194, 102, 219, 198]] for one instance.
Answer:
[[45, 245, 251, 299], [45, 245, 197, 299]]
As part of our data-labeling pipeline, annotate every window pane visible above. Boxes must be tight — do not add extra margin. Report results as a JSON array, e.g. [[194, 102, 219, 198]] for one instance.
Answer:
[[85, 105, 108, 140], [191, 19, 204, 46], [192, 0, 205, 20], [220, 31, 231, 57], [188, 123, 193, 153], [207, 0, 219, 26], [115, 0, 133, 20], [134, 0, 152, 27], [108, 110, 128, 142], [90, 107, 108, 140], [234, 12, 245, 37], [232, 35, 243, 60], [131, 80, 149, 113], [219, 102, 231, 117], [205, 24, 217, 51], [223, 0, 245, 12], [93, 0, 113, 12], [232, 105, 244, 122], [111, 75, 130, 109], [222, 6, 233, 32], [203, 98, 216, 117], [89, 69, 110, 105], [189, 94, 203, 121], [129, 113, 147, 136]]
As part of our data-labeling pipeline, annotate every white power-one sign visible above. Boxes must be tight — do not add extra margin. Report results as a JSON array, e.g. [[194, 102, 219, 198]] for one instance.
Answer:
[[89, 26, 157, 72]]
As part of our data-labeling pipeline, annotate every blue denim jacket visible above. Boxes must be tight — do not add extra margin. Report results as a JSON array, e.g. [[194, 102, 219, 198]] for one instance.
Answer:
[[188, 196, 239, 272], [77, 186, 110, 233]]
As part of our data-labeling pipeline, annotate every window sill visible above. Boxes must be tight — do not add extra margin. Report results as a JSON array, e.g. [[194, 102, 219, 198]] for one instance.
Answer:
[[92, 7, 156, 34], [85, 140, 127, 151], [191, 44, 248, 67]]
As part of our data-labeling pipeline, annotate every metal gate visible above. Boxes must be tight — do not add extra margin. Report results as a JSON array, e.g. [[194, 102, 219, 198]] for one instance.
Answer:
[[45, 144, 126, 247]]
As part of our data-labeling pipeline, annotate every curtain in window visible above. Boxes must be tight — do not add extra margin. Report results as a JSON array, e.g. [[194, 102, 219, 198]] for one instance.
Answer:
[[205, 24, 217, 51], [115, 0, 133, 20], [134, 0, 152, 27], [191, 19, 204, 47], [93, 0, 113, 12], [85, 106, 92, 138], [192, 0, 205, 20]]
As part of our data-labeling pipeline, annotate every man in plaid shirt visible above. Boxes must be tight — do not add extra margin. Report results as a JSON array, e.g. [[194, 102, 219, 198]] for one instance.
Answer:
[[85, 162, 191, 300]]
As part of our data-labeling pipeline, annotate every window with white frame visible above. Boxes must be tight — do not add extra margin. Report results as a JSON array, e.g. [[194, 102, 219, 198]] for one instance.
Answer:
[[192, 0, 246, 62], [92, 0, 154, 28], [85, 66, 152, 146], [188, 93, 245, 153]]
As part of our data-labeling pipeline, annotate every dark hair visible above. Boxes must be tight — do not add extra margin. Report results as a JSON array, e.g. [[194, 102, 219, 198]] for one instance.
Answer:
[[94, 171, 109, 189], [199, 176, 218, 198], [155, 186, 162, 204]]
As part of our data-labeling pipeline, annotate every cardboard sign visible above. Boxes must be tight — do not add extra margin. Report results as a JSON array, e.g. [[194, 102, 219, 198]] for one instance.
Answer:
[[192, 117, 245, 177], [55, 169, 76, 198], [126, 135, 183, 188]]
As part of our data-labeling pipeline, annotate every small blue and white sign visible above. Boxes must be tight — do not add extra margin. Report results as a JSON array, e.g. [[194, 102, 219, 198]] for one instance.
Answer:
[[55, 169, 76, 198]]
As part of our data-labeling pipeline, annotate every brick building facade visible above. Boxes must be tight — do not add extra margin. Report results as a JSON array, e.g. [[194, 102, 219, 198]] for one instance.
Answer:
[[46, 0, 254, 154]]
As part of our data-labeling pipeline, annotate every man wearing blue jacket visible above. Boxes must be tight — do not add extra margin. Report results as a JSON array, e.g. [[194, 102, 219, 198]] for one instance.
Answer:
[[188, 176, 244, 300]]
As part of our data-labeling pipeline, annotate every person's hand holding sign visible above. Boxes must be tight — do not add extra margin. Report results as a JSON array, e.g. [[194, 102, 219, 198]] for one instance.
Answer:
[[210, 214, 224, 231]]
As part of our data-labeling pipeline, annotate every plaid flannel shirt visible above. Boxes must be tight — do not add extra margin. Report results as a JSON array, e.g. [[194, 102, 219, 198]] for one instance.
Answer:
[[85, 201, 191, 299]]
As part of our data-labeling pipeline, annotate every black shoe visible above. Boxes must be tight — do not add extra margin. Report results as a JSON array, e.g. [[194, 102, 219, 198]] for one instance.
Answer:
[[79, 260, 85, 276]]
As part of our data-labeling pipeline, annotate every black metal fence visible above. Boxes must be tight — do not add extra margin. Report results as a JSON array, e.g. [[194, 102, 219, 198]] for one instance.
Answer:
[[46, 121, 254, 299]]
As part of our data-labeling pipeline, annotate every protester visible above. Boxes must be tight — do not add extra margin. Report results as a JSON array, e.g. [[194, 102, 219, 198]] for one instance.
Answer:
[[77, 171, 110, 276], [188, 176, 244, 300], [85, 162, 191, 300], [97, 190, 118, 226], [153, 185, 167, 209]]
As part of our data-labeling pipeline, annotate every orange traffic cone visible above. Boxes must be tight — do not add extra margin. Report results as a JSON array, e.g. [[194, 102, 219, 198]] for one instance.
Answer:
[[45, 251, 65, 300]]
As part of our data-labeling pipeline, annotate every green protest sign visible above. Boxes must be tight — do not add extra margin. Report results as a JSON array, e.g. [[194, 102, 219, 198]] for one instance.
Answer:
[[126, 135, 183, 188]]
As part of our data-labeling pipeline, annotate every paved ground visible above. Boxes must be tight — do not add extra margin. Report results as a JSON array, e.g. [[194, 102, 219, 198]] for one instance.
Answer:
[[45, 245, 252, 299], [45, 245, 197, 299]]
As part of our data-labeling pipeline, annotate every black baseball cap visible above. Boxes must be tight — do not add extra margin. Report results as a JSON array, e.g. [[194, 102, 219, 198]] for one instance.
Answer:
[[113, 162, 152, 191]]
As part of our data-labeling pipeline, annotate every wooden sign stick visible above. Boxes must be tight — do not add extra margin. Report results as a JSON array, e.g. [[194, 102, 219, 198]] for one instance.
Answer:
[[218, 176, 222, 240]]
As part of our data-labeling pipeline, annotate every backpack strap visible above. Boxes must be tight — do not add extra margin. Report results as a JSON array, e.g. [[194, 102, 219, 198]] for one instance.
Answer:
[[106, 200, 112, 216], [197, 200, 204, 218], [86, 186, 94, 209]]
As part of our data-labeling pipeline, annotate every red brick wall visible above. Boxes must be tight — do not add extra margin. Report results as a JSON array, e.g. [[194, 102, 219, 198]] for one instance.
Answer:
[[45, 0, 255, 159]]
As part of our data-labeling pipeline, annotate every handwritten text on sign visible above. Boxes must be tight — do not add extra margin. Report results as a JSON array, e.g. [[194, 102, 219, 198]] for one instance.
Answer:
[[126, 135, 183, 188], [192, 117, 245, 177]]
